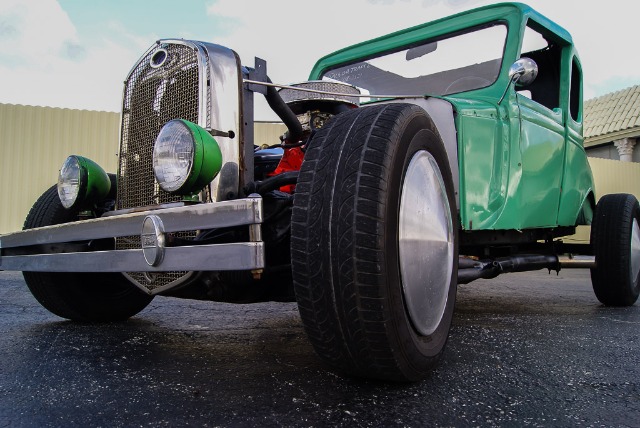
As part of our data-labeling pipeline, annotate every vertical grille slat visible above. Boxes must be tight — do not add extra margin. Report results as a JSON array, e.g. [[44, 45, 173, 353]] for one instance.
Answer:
[[116, 42, 203, 291]]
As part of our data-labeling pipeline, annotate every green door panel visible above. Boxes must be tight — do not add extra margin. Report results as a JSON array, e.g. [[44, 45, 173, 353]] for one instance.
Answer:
[[517, 95, 564, 228]]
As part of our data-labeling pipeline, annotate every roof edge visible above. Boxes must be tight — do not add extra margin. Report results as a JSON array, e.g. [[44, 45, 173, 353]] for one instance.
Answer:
[[585, 128, 640, 147]]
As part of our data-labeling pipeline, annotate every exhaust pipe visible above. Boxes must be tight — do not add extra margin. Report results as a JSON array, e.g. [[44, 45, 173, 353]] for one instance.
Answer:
[[458, 254, 596, 285]]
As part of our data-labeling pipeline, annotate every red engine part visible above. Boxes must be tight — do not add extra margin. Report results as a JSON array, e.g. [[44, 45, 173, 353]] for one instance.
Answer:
[[267, 147, 305, 193]]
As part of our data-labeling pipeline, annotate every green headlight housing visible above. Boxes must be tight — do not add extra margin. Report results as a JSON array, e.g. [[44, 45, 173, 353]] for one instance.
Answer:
[[152, 119, 223, 195], [57, 155, 112, 210]]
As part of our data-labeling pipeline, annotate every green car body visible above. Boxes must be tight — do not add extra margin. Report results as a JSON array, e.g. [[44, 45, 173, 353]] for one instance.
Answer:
[[309, 2, 595, 232], [5, 2, 637, 383]]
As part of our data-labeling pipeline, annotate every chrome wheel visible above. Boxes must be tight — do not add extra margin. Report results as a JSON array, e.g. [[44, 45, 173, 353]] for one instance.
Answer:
[[631, 218, 640, 284], [399, 150, 454, 336]]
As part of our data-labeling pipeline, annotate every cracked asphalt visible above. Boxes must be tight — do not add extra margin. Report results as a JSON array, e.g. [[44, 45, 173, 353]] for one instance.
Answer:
[[0, 269, 639, 427]]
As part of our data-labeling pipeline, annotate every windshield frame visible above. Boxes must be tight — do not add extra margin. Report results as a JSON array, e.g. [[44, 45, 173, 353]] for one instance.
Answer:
[[308, 3, 563, 101], [319, 22, 509, 98]]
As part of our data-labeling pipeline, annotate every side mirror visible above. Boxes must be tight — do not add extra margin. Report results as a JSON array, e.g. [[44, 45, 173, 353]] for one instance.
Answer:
[[509, 57, 538, 86], [499, 57, 538, 104]]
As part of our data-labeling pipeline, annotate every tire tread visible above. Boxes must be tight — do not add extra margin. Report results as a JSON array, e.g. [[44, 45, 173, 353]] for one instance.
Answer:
[[591, 193, 640, 306], [22, 186, 153, 321], [292, 104, 457, 380]]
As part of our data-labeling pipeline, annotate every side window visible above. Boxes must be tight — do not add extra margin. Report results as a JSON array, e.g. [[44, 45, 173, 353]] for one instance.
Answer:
[[569, 57, 582, 122], [519, 24, 562, 111]]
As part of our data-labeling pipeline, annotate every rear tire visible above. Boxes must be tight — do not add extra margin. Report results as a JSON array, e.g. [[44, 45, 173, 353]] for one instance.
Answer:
[[291, 104, 458, 381], [590, 193, 640, 306], [22, 186, 153, 321]]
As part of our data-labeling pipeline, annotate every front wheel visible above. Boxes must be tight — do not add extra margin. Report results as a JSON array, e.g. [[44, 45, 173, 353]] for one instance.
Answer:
[[591, 193, 640, 306], [291, 104, 458, 381], [22, 185, 154, 322]]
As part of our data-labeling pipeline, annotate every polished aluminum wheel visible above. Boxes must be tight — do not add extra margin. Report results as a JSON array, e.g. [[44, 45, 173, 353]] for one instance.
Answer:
[[631, 218, 640, 284], [398, 150, 454, 336]]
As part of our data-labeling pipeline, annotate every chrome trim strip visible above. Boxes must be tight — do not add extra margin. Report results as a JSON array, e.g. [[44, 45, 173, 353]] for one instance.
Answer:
[[102, 201, 187, 217], [0, 243, 264, 274], [243, 79, 432, 100], [198, 41, 243, 202], [194, 42, 209, 129], [0, 198, 262, 249]]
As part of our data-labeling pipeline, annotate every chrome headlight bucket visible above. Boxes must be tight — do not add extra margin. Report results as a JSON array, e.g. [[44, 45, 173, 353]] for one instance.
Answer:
[[152, 119, 223, 195], [57, 155, 111, 209]]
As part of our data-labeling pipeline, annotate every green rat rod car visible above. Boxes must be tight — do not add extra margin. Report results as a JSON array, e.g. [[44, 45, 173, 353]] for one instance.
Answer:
[[1, 3, 638, 381]]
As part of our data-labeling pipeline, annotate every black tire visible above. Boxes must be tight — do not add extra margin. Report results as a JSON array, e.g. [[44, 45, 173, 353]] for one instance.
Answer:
[[22, 185, 154, 321], [291, 104, 458, 381], [591, 193, 640, 306]]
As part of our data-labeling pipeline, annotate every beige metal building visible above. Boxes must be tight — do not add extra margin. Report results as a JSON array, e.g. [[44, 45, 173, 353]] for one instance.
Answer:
[[1, 102, 639, 236], [0, 103, 285, 234]]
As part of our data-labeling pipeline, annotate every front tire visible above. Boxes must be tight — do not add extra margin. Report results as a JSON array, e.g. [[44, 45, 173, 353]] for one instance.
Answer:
[[22, 186, 154, 321], [291, 104, 458, 381], [591, 193, 640, 306]]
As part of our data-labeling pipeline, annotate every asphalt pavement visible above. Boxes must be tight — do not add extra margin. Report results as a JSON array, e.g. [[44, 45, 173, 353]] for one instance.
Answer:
[[0, 269, 639, 427]]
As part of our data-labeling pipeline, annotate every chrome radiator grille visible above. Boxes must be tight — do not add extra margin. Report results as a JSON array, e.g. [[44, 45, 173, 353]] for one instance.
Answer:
[[117, 43, 200, 209], [116, 42, 204, 291]]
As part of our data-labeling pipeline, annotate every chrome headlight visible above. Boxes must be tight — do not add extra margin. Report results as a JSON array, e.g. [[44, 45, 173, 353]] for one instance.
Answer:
[[152, 119, 222, 194], [57, 155, 111, 209]]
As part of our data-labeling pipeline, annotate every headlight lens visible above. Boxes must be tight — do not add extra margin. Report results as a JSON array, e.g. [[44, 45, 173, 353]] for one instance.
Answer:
[[153, 119, 222, 194], [152, 120, 194, 193], [58, 156, 82, 208], [57, 155, 111, 210]]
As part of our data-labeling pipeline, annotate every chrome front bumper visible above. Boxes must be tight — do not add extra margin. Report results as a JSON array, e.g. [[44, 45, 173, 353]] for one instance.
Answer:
[[0, 197, 264, 273]]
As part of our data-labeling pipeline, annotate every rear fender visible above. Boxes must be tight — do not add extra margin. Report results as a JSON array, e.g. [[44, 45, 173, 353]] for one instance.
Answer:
[[576, 191, 595, 225]]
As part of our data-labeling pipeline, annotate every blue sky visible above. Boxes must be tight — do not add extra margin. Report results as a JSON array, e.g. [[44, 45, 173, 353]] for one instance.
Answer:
[[1, 0, 638, 119], [59, 0, 238, 45]]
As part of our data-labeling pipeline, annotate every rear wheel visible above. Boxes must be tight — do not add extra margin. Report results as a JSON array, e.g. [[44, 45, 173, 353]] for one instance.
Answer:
[[22, 186, 153, 321], [291, 104, 458, 381], [591, 193, 640, 306]]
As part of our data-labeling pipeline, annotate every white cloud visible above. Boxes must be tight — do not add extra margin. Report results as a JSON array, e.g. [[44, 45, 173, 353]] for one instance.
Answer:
[[0, 0, 77, 63], [0, 0, 148, 111], [565, 4, 640, 99], [205, 0, 460, 118], [106, 21, 158, 53], [204, 0, 640, 104], [2, 0, 640, 115], [206, 0, 448, 77]]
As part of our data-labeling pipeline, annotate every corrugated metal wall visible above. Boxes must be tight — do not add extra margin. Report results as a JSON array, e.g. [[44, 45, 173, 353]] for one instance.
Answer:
[[567, 157, 640, 243], [0, 104, 121, 234], [0, 104, 287, 234], [2, 103, 640, 239], [255, 121, 287, 148], [589, 157, 640, 199]]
